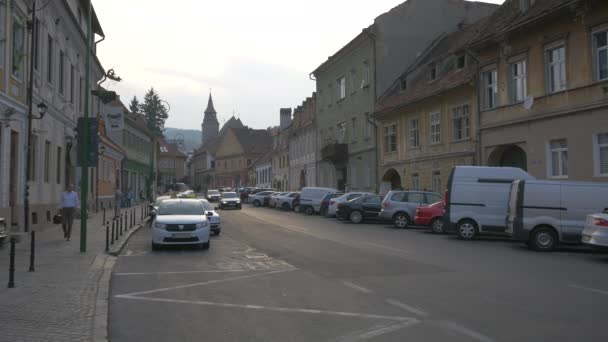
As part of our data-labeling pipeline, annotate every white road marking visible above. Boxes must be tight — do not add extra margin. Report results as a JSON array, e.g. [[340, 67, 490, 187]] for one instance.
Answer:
[[114, 269, 249, 276], [355, 320, 420, 340], [116, 295, 417, 322], [569, 284, 608, 296], [435, 321, 496, 342], [364, 242, 410, 255], [342, 281, 373, 294], [116, 268, 296, 297], [385, 298, 429, 317]]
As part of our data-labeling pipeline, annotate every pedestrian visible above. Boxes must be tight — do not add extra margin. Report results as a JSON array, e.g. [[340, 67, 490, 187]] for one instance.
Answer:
[[114, 188, 122, 218], [127, 188, 133, 207], [59, 184, 80, 241]]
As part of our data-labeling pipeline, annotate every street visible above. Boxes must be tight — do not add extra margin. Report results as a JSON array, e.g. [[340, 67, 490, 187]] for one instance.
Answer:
[[109, 206, 608, 342]]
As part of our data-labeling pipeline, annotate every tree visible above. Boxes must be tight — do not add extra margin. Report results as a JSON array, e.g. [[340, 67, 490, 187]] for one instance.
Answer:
[[140, 87, 168, 136], [129, 96, 140, 114]]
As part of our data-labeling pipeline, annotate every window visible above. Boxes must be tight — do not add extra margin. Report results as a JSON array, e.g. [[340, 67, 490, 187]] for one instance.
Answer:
[[548, 139, 568, 177], [546, 45, 566, 92], [451, 104, 470, 140], [0, 6, 4, 67], [593, 30, 608, 80], [337, 122, 345, 144], [70, 65, 75, 103], [351, 118, 357, 142], [338, 77, 346, 99], [511, 60, 527, 103], [457, 54, 466, 69], [11, 19, 25, 79], [399, 77, 407, 91], [432, 171, 441, 193], [595, 133, 608, 176], [79, 77, 84, 112], [411, 173, 420, 190], [482, 69, 497, 109], [56, 147, 62, 184], [408, 192, 425, 203], [34, 18, 41, 71], [59, 50, 65, 95], [383, 124, 397, 153], [362, 62, 370, 88], [409, 118, 419, 147], [429, 64, 437, 81], [364, 114, 372, 138], [29, 135, 38, 181], [44, 141, 50, 182], [47, 35, 53, 84], [429, 112, 441, 144]]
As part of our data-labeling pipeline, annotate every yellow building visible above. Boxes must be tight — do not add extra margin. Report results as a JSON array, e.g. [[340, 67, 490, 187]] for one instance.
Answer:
[[475, 0, 608, 182], [374, 23, 483, 194]]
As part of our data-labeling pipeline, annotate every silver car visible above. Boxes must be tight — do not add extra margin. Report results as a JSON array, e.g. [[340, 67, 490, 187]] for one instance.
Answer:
[[380, 191, 443, 228], [276, 192, 299, 210]]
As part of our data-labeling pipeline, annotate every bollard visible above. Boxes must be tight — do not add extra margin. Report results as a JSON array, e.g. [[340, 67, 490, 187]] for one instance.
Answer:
[[111, 219, 116, 243], [103, 208, 106, 226], [7, 237, 16, 288], [119, 214, 123, 236], [105, 221, 110, 252], [28, 231, 35, 272]]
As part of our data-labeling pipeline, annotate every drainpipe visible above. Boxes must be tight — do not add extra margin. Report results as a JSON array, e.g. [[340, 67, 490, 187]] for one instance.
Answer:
[[466, 49, 482, 166]]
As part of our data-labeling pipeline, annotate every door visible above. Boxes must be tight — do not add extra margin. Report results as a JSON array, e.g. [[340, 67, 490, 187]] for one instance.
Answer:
[[9, 131, 19, 225], [405, 192, 425, 218], [362, 196, 382, 218]]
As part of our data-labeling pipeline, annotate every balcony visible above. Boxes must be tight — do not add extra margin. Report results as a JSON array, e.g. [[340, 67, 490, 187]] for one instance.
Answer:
[[321, 142, 348, 165]]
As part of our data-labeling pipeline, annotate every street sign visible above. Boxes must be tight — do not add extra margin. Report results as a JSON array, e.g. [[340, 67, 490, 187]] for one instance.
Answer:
[[76, 117, 98, 167]]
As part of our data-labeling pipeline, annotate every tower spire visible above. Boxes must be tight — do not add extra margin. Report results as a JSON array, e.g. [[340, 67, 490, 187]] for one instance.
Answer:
[[205, 92, 217, 115]]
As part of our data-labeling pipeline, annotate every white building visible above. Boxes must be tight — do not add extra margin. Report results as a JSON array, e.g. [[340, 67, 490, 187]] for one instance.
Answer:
[[254, 150, 272, 189], [289, 94, 317, 190]]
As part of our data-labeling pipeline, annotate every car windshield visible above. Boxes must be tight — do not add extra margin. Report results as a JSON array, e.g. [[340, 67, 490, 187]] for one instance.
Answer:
[[158, 201, 204, 216], [222, 192, 237, 199], [208, 190, 220, 195], [199, 200, 214, 211]]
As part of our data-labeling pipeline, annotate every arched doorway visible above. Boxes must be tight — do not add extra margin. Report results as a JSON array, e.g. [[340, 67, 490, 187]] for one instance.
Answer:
[[382, 168, 402, 191], [300, 170, 306, 190], [488, 145, 528, 171]]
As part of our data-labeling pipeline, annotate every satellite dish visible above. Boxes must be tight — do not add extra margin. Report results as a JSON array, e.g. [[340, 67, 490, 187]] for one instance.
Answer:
[[523, 95, 534, 110]]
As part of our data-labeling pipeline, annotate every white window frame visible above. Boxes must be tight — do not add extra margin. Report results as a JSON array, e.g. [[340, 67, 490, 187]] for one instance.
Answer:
[[338, 77, 346, 100], [594, 133, 608, 177], [451, 104, 470, 141], [429, 112, 441, 144], [592, 27, 608, 81], [511, 59, 527, 103], [361, 61, 370, 88], [383, 124, 397, 153], [411, 173, 420, 190], [11, 16, 25, 81], [481, 68, 498, 110], [409, 117, 420, 148], [337, 122, 346, 144], [545, 42, 567, 93], [547, 139, 568, 178], [364, 114, 372, 138]]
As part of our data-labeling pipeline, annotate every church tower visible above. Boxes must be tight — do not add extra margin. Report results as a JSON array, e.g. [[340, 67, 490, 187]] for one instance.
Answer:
[[201, 92, 219, 145]]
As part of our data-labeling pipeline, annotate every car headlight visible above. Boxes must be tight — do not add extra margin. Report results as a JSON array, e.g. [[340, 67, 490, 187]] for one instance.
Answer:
[[196, 221, 209, 229], [221, 201, 227, 204], [153, 222, 166, 230], [236, 200, 241, 204]]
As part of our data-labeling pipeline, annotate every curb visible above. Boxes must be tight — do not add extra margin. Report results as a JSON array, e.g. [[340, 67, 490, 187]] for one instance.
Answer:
[[107, 219, 148, 256]]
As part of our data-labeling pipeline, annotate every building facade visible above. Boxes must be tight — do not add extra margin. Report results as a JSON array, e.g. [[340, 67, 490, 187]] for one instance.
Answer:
[[0, 0, 105, 231], [96, 119, 124, 211], [272, 109, 291, 191], [289, 94, 317, 191], [475, 0, 608, 182], [158, 138, 187, 191], [253, 150, 273, 189]]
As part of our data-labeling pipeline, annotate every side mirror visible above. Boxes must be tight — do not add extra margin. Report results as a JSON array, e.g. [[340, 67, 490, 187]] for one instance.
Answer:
[[206, 211, 214, 217]]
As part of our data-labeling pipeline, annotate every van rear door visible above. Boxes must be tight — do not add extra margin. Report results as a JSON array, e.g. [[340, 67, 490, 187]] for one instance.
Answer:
[[560, 184, 607, 242]]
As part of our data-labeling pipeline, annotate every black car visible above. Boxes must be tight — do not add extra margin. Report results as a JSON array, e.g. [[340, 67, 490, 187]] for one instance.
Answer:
[[320, 193, 343, 217], [206, 190, 221, 202], [336, 195, 383, 223], [219, 192, 242, 210], [262, 192, 277, 207]]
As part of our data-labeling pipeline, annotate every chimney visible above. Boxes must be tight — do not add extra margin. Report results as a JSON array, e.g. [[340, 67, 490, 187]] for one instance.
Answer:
[[280, 108, 292, 130]]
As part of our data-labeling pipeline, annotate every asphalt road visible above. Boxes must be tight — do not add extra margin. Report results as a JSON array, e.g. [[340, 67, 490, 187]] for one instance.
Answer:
[[109, 205, 608, 341]]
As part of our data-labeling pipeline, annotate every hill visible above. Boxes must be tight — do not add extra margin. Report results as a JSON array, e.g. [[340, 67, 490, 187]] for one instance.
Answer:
[[163, 127, 201, 152]]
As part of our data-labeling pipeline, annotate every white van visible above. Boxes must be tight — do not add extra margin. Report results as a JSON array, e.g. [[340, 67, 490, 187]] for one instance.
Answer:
[[299, 187, 339, 215], [445, 166, 535, 240], [506, 180, 608, 251]]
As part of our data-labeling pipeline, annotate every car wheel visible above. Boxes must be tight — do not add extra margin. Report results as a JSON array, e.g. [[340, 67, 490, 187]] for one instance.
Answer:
[[457, 219, 478, 240], [393, 213, 410, 229], [151, 242, 160, 251], [253, 200, 261, 207], [304, 206, 314, 215], [430, 218, 445, 234], [349, 210, 363, 224], [528, 226, 557, 252], [282, 203, 290, 211]]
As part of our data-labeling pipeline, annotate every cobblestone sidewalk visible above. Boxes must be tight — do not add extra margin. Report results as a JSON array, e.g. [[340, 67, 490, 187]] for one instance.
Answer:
[[0, 206, 147, 342]]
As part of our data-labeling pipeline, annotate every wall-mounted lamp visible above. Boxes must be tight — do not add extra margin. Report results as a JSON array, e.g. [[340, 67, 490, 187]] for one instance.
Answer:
[[34, 102, 47, 119]]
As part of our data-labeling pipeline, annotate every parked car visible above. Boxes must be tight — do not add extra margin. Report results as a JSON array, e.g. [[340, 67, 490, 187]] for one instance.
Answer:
[[320, 193, 343, 216], [380, 191, 443, 228], [276, 192, 299, 210], [150, 195, 171, 219], [250, 191, 275, 207], [240, 188, 253, 203], [0, 217, 7, 244], [299, 187, 339, 215], [248, 189, 273, 204], [151, 199, 212, 250], [336, 195, 383, 223], [327, 192, 373, 218], [415, 201, 445, 233], [269, 192, 288, 208], [582, 212, 608, 251], [292, 193, 301, 212], [506, 179, 608, 251], [206, 190, 221, 202], [199, 199, 222, 235], [263, 192, 278, 207], [445, 166, 534, 240], [177, 190, 195, 198], [219, 192, 242, 210]]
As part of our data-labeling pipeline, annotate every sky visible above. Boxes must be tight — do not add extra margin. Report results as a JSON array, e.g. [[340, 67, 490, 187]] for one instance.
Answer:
[[95, 0, 505, 131]]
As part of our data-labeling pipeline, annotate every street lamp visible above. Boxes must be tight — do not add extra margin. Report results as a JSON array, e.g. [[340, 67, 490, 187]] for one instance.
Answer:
[[173, 133, 184, 186]]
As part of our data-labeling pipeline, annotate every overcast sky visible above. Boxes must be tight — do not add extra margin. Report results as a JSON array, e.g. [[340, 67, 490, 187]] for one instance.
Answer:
[[95, 0, 504, 131]]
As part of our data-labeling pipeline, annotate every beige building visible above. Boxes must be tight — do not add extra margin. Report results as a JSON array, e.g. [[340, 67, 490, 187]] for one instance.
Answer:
[[375, 23, 483, 194], [475, 0, 608, 182], [272, 109, 291, 191], [289, 95, 317, 191], [158, 138, 187, 191]]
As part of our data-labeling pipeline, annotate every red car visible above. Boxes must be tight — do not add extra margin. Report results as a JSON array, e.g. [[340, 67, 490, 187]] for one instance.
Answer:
[[415, 201, 445, 234]]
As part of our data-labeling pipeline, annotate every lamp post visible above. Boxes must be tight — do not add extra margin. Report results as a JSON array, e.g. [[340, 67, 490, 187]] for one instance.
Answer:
[[95, 145, 105, 211], [173, 133, 184, 186]]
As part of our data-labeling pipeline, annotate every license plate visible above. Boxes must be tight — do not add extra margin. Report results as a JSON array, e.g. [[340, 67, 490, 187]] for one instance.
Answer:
[[171, 233, 192, 238]]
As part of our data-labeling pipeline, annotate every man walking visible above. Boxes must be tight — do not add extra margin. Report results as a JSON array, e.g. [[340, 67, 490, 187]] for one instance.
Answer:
[[60, 184, 80, 241]]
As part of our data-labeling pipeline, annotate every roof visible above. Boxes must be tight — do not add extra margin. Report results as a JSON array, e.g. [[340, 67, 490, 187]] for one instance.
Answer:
[[98, 119, 125, 154], [231, 128, 273, 155], [252, 149, 273, 167], [159, 139, 187, 158], [204, 93, 217, 115], [125, 111, 153, 137], [471, 0, 579, 48], [219, 116, 245, 135]]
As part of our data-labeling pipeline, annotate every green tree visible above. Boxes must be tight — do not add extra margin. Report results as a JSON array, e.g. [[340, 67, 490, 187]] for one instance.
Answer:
[[140, 87, 168, 136], [129, 96, 140, 114]]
